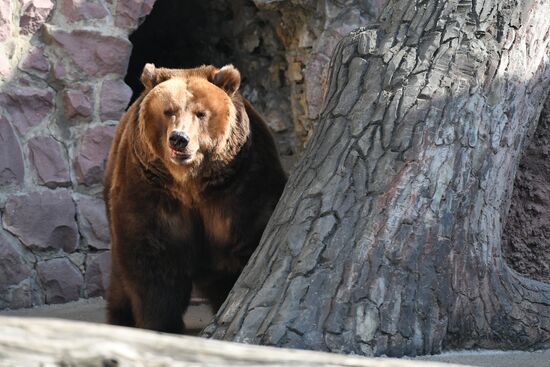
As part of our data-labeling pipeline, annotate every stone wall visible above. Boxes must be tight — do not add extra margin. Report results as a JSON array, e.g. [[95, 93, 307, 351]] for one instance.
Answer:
[[0, 0, 153, 309]]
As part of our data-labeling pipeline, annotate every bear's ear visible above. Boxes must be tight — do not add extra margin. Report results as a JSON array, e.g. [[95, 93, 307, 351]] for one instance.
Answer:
[[213, 65, 241, 96], [140, 63, 159, 90]]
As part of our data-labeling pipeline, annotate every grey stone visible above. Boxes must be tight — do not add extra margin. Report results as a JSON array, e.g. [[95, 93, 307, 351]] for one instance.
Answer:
[[99, 79, 132, 121], [7, 279, 35, 309], [85, 252, 111, 297], [37, 258, 83, 304], [0, 116, 25, 187], [77, 195, 110, 250], [0, 233, 32, 292], [20, 0, 54, 35], [0, 87, 54, 134], [27, 136, 70, 187], [3, 189, 78, 252], [74, 125, 116, 186]]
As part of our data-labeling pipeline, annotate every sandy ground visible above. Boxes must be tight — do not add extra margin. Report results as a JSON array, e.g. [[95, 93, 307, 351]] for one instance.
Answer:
[[1, 298, 549, 367]]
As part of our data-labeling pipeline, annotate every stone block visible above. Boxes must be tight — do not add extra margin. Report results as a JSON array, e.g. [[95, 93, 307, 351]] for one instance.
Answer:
[[63, 85, 92, 119], [85, 252, 110, 297], [20, 0, 54, 35], [0, 117, 25, 187], [74, 125, 116, 186], [37, 258, 83, 304], [60, 0, 109, 22], [3, 189, 78, 252], [77, 195, 110, 250], [99, 79, 132, 121], [45, 28, 132, 77], [0, 87, 54, 134], [115, 0, 155, 29], [0, 233, 32, 293], [20, 46, 49, 73], [27, 136, 70, 187]]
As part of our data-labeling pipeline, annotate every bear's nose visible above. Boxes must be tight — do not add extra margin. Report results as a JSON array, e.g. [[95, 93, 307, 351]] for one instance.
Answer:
[[169, 131, 189, 150]]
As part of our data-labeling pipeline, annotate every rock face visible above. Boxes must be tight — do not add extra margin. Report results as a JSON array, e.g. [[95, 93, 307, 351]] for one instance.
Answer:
[[3, 190, 78, 252], [99, 79, 132, 121], [0, 234, 32, 294], [63, 86, 93, 119], [0, 87, 54, 134], [37, 258, 83, 304], [0, 117, 25, 187], [85, 252, 111, 297], [77, 195, 110, 250], [46, 29, 132, 77], [19, 0, 54, 35], [74, 125, 116, 186], [27, 136, 70, 187]]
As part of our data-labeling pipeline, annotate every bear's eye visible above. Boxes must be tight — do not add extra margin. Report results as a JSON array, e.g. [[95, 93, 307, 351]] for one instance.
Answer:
[[195, 111, 206, 119], [164, 109, 175, 117]]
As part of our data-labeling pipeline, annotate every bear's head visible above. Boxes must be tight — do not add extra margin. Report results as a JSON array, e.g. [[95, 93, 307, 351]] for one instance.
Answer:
[[137, 64, 248, 180]]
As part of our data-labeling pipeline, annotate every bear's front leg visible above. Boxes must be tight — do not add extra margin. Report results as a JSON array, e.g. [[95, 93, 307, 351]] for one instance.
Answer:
[[127, 274, 192, 334], [113, 235, 193, 334]]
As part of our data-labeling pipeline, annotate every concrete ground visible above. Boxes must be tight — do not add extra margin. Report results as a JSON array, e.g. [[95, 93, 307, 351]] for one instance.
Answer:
[[1, 298, 549, 367]]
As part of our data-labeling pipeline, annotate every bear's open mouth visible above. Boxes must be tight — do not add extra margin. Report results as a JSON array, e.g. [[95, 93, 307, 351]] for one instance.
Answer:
[[170, 148, 191, 162]]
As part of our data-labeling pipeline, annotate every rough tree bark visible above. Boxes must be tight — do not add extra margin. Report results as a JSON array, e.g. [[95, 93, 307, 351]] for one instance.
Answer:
[[202, 0, 550, 357]]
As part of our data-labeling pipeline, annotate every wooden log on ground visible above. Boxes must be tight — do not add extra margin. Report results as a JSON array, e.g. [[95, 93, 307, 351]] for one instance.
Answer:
[[0, 316, 471, 366]]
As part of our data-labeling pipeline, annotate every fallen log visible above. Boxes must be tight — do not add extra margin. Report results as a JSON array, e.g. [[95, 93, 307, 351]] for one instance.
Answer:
[[0, 316, 470, 366]]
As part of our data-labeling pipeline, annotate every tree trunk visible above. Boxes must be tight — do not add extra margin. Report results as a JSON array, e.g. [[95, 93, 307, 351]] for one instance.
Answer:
[[0, 316, 468, 367], [202, 0, 550, 357]]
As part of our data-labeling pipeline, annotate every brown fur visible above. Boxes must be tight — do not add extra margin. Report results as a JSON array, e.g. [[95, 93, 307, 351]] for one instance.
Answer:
[[104, 64, 287, 333]]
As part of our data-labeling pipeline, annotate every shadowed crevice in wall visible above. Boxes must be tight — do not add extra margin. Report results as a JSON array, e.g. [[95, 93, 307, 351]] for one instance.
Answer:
[[502, 95, 550, 282]]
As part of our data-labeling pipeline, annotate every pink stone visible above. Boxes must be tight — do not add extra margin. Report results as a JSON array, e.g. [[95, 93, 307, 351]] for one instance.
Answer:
[[20, 46, 49, 73], [37, 258, 83, 304], [74, 125, 116, 186], [115, 0, 155, 29], [61, 0, 109, 22], [0, 116, 25, 187], [20, 0, 54, 35], [27, 136, 70, 187], [77, 195, 110, 250], [63, 86, 92, 119], [45, 28, 131, 77], [0, 87, 54, 134], [100, 79, 132, 121], [3, 189, 79, 252], [85, 252, 111, 297], [0, 1, 12, 41], [53, 61, 67, 80]]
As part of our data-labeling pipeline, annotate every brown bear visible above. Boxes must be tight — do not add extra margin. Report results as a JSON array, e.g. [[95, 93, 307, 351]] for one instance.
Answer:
[[103, 63, 287, 333]]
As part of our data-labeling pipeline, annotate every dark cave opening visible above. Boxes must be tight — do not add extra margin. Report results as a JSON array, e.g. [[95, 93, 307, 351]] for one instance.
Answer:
[[124, 0, 297, 168]]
